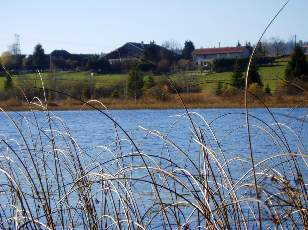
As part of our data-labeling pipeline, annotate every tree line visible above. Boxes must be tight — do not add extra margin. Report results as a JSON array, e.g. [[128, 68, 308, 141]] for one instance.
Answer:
[[0, 40, 196, 75], [1, 37, 306, 75]]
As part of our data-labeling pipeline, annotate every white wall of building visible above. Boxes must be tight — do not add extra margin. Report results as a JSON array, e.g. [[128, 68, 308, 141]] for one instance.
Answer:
[[193, 48, 250, 66]]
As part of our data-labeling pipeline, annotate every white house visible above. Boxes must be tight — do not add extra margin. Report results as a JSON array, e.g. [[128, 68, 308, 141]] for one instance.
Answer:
[[192, 46, 250, 67]]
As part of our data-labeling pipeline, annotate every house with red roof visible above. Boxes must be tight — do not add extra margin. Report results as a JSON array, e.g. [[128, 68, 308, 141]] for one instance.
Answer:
[[192, 46, 250, 67]]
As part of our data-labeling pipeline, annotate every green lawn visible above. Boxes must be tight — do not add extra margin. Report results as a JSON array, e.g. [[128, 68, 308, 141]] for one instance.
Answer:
[[188, 58, 289, 93], [258, 60, 287, 90], [0, 72, 129, 91]]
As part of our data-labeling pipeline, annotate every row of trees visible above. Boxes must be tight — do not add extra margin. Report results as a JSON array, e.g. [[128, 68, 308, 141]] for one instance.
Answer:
[[0, 44, 114, 73], [258, 38, 306, 57], [0, 40, 196, 75], [2, 37, 303, 75]]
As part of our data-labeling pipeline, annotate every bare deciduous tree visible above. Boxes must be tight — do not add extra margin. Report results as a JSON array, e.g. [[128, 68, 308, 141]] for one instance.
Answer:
[[161, 39, 182, 54], [271, 37, 287, 56]]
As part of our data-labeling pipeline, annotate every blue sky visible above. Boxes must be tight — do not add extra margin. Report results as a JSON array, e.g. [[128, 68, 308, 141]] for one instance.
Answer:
[[1, 0, 307, 54]]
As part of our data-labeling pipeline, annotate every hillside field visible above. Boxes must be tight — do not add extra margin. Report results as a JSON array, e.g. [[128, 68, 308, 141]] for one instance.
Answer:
[[0, 58, 288, 95]]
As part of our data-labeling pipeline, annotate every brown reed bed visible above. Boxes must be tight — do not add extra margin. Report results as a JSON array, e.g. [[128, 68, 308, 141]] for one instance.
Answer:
[[0, 93, 306, 111]]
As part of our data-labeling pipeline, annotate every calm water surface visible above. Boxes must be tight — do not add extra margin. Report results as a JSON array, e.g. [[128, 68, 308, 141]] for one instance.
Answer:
[[0, 107, 307, 183], [1, 108, 307, 161]]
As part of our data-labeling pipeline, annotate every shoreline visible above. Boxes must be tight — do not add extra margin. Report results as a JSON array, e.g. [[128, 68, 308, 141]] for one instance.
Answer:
[[0, 96, 307, 111]]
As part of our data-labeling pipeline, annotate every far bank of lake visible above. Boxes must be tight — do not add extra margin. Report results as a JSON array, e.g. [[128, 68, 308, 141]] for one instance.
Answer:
[[0, 93, 307, 111]]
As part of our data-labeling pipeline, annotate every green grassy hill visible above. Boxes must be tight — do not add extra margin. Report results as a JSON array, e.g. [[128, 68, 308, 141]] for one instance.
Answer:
[[0, 72, 128, 91], [173, 58, 288, 94]]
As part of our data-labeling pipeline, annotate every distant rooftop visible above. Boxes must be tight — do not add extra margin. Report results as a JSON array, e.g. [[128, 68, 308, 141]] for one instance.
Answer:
[[104, 42, 178, 60], [193, 46, 247, 55], [104, 42, 146, 59]]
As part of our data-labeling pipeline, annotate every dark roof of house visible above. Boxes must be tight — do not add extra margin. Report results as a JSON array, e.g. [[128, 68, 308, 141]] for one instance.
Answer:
[[50, 50, 71, 58], [193, 46, 247, 55], [104, 42, 146, 59], [104, 42, 179, 61]]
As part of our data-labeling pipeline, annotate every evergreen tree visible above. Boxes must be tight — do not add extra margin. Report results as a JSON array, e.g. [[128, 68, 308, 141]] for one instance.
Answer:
[[32, 44, 46, 70], [231, 60, 245, 89], [182, 40, 195, 60], [111, 90, 120, 98], [247, 62, 263, 87], [4, 75, 13, 90], [128, 63, 144, 101], [285, 45, 308, 82]]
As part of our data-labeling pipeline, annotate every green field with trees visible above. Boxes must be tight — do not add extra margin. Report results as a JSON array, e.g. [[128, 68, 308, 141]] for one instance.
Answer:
[[0, 58, 287, 95], [0, 56, 299, 100], [0, 39, 307, 108]]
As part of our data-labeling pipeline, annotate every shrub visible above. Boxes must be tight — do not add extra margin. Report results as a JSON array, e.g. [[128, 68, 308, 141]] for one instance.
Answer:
[[264, 84, 271, 95], [221, 84, 238, 96], [143, 75, 155, 89], [248, 82, 264, 96], [146, 82, 171, 101], [231, 60, 245, 89], [215, 82, 223, 95], [67, 81, 85, 98], [171, 74, 201, 93], [157, 59, 171, 73], [111, 89, 120, 98]]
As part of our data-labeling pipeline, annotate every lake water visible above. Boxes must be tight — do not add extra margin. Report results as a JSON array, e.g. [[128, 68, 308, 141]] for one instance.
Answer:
[[2, 108, 307, 165], [0, 108, 307, 228]]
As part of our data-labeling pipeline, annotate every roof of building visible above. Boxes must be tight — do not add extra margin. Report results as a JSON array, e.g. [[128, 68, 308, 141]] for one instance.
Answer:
[[193, 46, 247, 55], [104, 42, 179, 60], [104, 42, 146, 59], [50, 50, 71, 58]]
